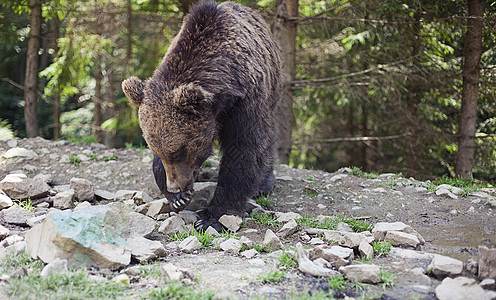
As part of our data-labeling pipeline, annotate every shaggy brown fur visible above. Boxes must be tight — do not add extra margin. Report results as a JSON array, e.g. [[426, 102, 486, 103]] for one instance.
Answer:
[[122, 1, 281, 230]]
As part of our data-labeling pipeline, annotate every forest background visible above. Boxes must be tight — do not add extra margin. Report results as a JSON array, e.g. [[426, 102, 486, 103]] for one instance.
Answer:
[[0, 0, 495, 183]]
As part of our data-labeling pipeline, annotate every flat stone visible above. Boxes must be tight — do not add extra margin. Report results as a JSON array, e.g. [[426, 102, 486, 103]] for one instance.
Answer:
[[309, 245, 353, 268], [40, 259, 68, 277], [239, 236, 254, 249], [329, 174, 348, 182], [428, 254, 463, 278], [359, 241, 374, 259], [158, 215, 186, 234], [27, 215, 46, 227], [25, 205, 131, 269], [480, 278, 496, 290], [52, 189, 75, 210], [263, 229, 283, 251], [73, 201, 92, 212], [435, 277, 491, 300], [296, 242, 339, 277], [1, 175, 50, 200], [338, 232, 369, 248], [1, 205, 35, 226], [0, 224, 10, 240], [69, 178, 94, 202], [385, 231, 420, 249], [179, 236, 202, 253], [390, 248, 434, 262], [126, 236, 167, 263], [436, 184, 462, 195], [479, 246, 496, 280], [162, 263, 188, 281], [275, 212, 302, 223], [436, 187, 458, 199], [33, 173, 53, 184], [178, 211, 197, 224], [133, 191, 153, 205], [219, 215, 242, 232], [372, 221, 424, 243], [339, 264, 381, 283], [3, 147, 37, 159], [145, 199, 172, 219], [276, 219, 299, 238], [94, 189, 116, 200], [205, 226, 219, 236], [219, 238, 242, 253], [188, 182, 216, 211], [0, 192, 13, 209], [241, 249, 258, 259]]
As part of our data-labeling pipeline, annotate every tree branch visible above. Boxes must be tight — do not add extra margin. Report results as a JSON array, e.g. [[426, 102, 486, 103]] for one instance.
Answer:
[[293, 133, 411, 145], [1, 78, 44, 97]]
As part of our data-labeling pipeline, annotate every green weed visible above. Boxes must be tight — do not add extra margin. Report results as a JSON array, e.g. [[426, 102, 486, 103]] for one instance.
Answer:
[[147, 281, 214, 299], [296, 214, 372, 232], [278, 250, 297, 269], [68, 153, 81, 166], [67, 135, 98, 145], [254, 193, 274, 210], [372, 241, 392, 258], [380, 269, 396, 290], [249, 212, 282, 228], [13, 198, 34, 212], [253, 243, 271, 253], [258, 270, 286, 284], [165, 228, 215, 248], [202, 160, 212, 168], [0, 251, 44, 275], [327, 274, 346, 292], [350, 167, 379, 179], [102, 154, 118, 161]]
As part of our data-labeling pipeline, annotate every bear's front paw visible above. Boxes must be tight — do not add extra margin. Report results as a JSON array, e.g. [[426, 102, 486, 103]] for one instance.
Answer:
[[194, 217, 223, 232], [169, 191, 192, 212]]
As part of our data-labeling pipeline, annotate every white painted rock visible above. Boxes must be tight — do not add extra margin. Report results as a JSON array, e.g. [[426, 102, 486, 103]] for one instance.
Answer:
[[428, 254, 463, 278], [52, 189, 75, 210], [435, 277, 491, 300], [339, 264, 382, 283], [69, 177, 94, 202], [219, 215, 243, 232], [179, 236, 202, 253]]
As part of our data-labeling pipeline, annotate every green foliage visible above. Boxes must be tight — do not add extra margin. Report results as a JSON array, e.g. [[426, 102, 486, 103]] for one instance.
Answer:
[[102, 154, 118, 161], [249, 212, 282, 228], [296, 214, 373, 232], [0, 118, 14, 140], [327, 274, 346, 292], [68, 153, 81, 166], [257, 270, 286, 284], [254, 193, 274, 210], [201, 160, 212, 168], [165, 228, 215, 248], [13, 198, 34, 212], [147, 281, 214, 300], [372, 241, 393, 258], [67, 135, 98, 145], [0, 251, 44, 275], [380, 269, 396, 290], [253, 243, 271, 253], [278, 249, 297, 269], [4, 268, 127, 299], [139, 262, 163, 279], [350, 167, 380, 179]]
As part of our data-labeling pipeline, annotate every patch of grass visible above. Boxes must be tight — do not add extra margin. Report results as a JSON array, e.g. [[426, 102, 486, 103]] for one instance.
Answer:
[[88, 153, 98, 160], [165, 229, 215, 248], [380, 269, 396, 290], [278, 250, 297, 269], [139, 262, 163, 279], [429, 174, 493, 196], [202, 160, 212, 168], [303, 183, 319, 196], [13, 198, 34, 212], [327, 274, 346, 292], [254, 193, 274, 210], [350, 167, 379, 179], [290, 290, 334, 299], [4, 269, 127, 299], [0, 251, 44, 275], [102, 154, 118, 161], [253, 243, 271, 253], [249, 212, 282, 228], [69, 153, 82, 166], [340, 216, 373, 232], [372, 241, 393, 258], [147, 281, 214, 300], [67, 135, 99, 145], [296, 214, 372, 232], [258, 270, 286, 284], [352, 280, 369, 292]]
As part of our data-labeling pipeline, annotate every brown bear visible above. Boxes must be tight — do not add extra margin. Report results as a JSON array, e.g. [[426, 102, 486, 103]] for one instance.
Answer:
[[122, 1, 281, 231]]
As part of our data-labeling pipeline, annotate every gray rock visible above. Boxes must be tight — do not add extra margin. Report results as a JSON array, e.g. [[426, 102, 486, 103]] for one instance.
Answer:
[[123, 210, 157, 238], [339, 264, 382, 283], [145, 199, 172, 219], [40, 259, 68, 277], [158, 215, 186, 234], [465, 258, 479, 275], [372, 221, 424, 244], [178, 211, 197, 224], [0, 224, 10, 240], [6, 139, 18, 148], [428, 254, 463, 278], [384, 231, 420, 249], [338, 232, 370, 249], [133, 191, 153, 205], [359, 241, 374, 259], [187, 182, 216, 211], [336, 222, 354, 233], [126, 236, 167, 263], [390, 247, 434, 262], [219, 215, 243, 232], [309, 245, 353, 268], [33, 173, 53, 184], [1, 205, 35, 226], [0, 191, 13, 209], [1, 234, 24, 247], [276, 219, 299, 238], [436, 188, 458, 199], [179, 236, 202, 253], [1, 175, 50, 200], [94, 189, 116, 200], [162, 263, 189, 281], [275, 211, 302, 223], [296, 242, 339, 277], [3, 147, 37, 159], [436, 184, 462, 195], [263, 229, 283, 251], [479, 246, 496, 280], [239, 236, 254, 249], [480, 278, 496, 290], [73, 201, 92, 212], [25, 205, 133, 269], [205, 226, 220, 236], [53, 189, 75, 210], [219, 238, 242, 253], [435, 277, 491, 300], [241, 249, 258, 259], [27, 215, 46, 227], [69, 178, 94, 202]]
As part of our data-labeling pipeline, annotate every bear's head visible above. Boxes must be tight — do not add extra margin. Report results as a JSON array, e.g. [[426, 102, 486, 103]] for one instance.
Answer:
[[122, 76, 216, 194]]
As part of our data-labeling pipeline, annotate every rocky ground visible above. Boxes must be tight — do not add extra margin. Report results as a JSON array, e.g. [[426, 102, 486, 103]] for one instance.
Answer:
[[0, 137, 495, 299]]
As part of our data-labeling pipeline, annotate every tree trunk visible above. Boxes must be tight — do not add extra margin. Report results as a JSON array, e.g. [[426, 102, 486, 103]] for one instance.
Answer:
[[127, 0, 132, 63], [360, 104, 368, 171], [455, 0, 484, 179], [50, 17, 61, 140], [93, 68, 103, 142], [273, 0, 298, 164], [407, 11, 421, 172], [23, 0, 42, 138]]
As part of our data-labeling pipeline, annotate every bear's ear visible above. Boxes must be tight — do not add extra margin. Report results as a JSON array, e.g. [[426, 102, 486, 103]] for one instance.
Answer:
[[171, 83, 214, 112], [122, 76, 145, 106]]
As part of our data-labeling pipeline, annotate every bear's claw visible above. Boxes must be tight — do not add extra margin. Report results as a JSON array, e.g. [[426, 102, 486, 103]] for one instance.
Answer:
[[169, 193, 192, 212], [194, 218, 223, 232]]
